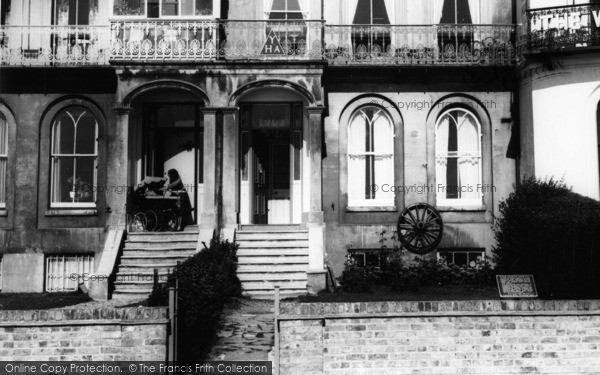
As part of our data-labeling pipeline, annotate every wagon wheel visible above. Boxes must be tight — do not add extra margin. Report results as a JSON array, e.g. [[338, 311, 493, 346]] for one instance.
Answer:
[[133, 212, 146, 232], [397, 203, 443, 255], [163, 209, 179, 232], [144, 210, 159, 232]]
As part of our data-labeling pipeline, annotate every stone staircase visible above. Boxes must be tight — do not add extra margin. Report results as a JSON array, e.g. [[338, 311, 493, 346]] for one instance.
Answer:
[[236, 225, 310, 299], [112, 226, 199, 299]]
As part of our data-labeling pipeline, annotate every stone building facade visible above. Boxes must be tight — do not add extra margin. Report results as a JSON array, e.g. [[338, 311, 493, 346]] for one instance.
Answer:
[[1, 0, 587, 296]]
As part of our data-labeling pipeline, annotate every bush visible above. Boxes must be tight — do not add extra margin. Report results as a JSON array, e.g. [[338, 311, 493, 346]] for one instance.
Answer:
[[147, 238, 242, 360], [338, 253, 495, 294], [492, 177, 600, 298]]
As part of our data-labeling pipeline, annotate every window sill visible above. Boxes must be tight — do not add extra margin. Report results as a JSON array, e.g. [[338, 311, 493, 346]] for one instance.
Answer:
[[0, 209, 7, 217], [45, 209, 98, 217], [437, 205, 486, 212], [346, 206, 398, 213]]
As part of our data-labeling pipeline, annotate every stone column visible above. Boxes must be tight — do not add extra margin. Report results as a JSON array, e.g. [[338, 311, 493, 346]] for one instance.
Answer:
[[199, 108, 219, 246], [90, 105, 131, 301], [305, 106, 327, 294], [221, 107, 240, 242], [107, 106, 133, 230]]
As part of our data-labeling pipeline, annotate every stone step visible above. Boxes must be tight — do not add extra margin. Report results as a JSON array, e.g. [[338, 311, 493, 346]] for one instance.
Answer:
[[112, 289, 154, 298], [237, 256, 309, 265], [127, 232, 198, 242], [243, 291, 306, 300], [121, 249, 197, 258], [237, 272, 307, 282], [237, 264, 308, 273], [119, 258, 189, 267], [237, 231, 308, 240], [123, 242, 197, 250], [238, 240, 309, 249], [242, 280, 307, 291], [240, 225, 302, 232], [237, 248, 308, 257]]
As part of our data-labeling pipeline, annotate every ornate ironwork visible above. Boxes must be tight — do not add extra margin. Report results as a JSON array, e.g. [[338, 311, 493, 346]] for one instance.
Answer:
[[324, 24, 516, 66], [0, 25, 110, 66], [1, 21, 517, 66], [527, 3, 600, 51]]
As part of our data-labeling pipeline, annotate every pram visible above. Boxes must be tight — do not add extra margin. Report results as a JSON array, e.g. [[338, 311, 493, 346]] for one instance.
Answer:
[[130, 177, 182, 232]]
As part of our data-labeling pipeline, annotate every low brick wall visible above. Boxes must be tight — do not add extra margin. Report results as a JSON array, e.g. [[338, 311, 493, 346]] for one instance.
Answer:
[[278, 300, 600, 375], [0, 307, 169, 361]]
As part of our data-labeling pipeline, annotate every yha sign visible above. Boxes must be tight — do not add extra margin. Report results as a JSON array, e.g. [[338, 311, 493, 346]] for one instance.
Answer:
[[532, 6, 600, 32]]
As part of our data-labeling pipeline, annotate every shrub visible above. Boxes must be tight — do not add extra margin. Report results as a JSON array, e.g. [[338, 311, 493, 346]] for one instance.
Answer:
[[338, 262, 375, 293], [147, 238, 242, 360], [492, 177, 600, 298]]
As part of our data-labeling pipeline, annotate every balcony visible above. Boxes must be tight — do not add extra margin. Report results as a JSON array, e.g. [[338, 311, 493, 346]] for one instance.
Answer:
[[0, 21, 517, 67], [527, 3, 600, 53], [0, 25, 110, 66], [324, 24, 516, 66]]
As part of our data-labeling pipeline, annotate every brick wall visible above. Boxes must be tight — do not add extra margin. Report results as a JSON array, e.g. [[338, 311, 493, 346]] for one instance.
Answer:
[[0, 307, 169, 361], [278, 300, 600, 375]]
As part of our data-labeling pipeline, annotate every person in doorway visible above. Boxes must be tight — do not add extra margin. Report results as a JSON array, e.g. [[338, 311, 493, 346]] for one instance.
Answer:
[[161, 169, 193, 231]]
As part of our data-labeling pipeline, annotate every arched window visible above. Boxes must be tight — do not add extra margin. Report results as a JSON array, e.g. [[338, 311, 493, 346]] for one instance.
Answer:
[[50, 106, 98, 208], [0, 112, 7, 208], [348, 106, 394, 207], [436, 108, 482, 207]]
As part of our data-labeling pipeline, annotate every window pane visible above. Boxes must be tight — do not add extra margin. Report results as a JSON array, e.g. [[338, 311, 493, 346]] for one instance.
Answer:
[[0, 114, 7, 155], [53, 113, 75, 155], [287, 0, 301, 11], [113, 0, 145, 16], [162, 0, 179, 15], [196, 0, 213, 15], [52, 157, 75, 203], [74, 157, 96, 203], [272, 0, 286, 11], [148, 0, 159, 17], [75, 112, 97, 154], [181, 0, 194, 15], [0, 158, 6, 204]]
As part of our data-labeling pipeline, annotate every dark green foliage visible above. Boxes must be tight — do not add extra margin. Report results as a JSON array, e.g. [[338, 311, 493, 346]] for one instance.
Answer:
[[338, 253, 495, 294], [492, 177, 600, 298], [147, 238, 242, 360]]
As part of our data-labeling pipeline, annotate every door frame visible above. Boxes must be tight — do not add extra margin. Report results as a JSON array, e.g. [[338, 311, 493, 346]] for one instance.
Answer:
[[141, 102, 203, 224], [239, 101, 304, 225]]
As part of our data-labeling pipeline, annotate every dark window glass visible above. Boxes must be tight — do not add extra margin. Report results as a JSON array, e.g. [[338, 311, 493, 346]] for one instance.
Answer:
[[440, 0, 472, 24], [353, 0, 390, 25]]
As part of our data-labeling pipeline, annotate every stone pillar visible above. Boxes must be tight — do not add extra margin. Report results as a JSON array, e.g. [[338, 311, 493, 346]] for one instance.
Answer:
[[107, 106, 133, 230], [90, 106, 131, 300], [221, 107, 240, 242], [305, 106, 327, 294], [199, 108, 219, 247]]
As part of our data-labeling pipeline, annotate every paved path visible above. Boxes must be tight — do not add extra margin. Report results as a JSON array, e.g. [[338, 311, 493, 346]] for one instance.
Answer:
[[207, 299, 275, 361]]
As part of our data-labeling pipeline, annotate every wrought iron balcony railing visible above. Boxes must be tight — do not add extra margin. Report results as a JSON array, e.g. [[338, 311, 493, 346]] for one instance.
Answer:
[[0, 21, 517, 67], [0, 25, 110, 66], [527, 3, 600, 52], [324, 24, 516, 66]]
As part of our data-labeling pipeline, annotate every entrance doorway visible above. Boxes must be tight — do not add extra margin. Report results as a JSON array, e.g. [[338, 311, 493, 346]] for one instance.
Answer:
[[142, 102, 203, 223], [240, 102, 303, 225]]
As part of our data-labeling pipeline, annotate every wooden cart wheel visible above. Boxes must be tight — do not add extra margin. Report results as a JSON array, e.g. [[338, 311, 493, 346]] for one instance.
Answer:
[[397, 203, 444, 255]]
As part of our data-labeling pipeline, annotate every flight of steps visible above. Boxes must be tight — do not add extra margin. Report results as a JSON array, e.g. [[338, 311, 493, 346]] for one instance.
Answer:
[[236, 225, 310, 299], [112, 226, 199, 299]]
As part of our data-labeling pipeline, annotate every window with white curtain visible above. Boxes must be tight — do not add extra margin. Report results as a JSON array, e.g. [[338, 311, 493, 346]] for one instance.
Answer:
[[348, 106, 395, 208], [435, 108, 483, 207], [268, 0, 303, 20], [0, 113, 6, 209], [50, 106, 98, 208], [112, 0, 214, 17]]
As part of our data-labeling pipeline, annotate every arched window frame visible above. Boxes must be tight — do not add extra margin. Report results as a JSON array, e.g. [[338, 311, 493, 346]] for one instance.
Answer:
[[435, 107, 483, 207], [0, 111, 8, 209], [50, 105, 99, 209], [347, 105, 395, 208]]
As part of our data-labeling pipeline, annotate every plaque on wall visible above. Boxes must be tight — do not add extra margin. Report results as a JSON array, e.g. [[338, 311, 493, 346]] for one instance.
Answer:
[[496, 275, 538, 298]]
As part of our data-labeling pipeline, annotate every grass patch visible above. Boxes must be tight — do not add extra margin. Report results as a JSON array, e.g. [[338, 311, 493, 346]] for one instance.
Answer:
[[0, 293, 92, 310]]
